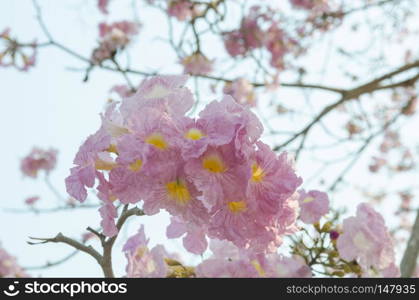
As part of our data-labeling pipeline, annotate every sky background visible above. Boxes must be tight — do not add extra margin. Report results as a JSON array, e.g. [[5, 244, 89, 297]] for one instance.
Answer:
[[0, 0, 417, 277]]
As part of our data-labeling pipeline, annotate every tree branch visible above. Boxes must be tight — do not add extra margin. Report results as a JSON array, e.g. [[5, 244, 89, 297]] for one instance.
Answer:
[[400, 209, 419, 277]]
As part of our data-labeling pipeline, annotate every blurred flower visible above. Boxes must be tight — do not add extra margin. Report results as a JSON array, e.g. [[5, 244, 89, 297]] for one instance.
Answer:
[[181, 52, 213, 75], [20, 147, 57, 178]]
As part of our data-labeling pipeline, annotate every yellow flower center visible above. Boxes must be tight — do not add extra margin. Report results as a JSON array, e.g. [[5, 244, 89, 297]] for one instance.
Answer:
[[303, 196, 315, 203], [166, 180, 191, 205], [202, 154, 226, 173], [145, 133, 168, 150], [185, 128, 205, 140], [251, 163, 265, 182], [227, 201, 247, 213], [106, 144, 119, 154], [129, 159, 143, 172], [251, 260, 266, 277], [95, 159, 117, 171]]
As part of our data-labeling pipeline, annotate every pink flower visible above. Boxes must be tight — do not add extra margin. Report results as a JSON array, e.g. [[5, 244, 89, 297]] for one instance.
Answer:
[[223, 78, 256, 107], [120, 75, 193, 118], [168, 0, 195, 21], [261, 254, 312, 277], [184, 143, 245, 210], [199, 95, 263, 160], [99, 201, 118, 237], [298, 189, 329, 224], [223, 30, 248, 57], [91, 21, 139, 64], [195, 240, 259, 278], [0, 247, 28, 278], [290, 0, 330, 11], [222, 6, 264, 57], [24, 196, 40, 206], [166, 217, 208, 255], [98, 0, 109, 14], [142, 159, 210, 226], [196, 240, 311, 278], [336, 203, 397, 274], [173, 113, 236, 160], [123, 225, 168, 278], [247, 142, 302, 216], [21, 147, 57, 178], [65, 128, 113, 202], [181, 52, 213, 75]]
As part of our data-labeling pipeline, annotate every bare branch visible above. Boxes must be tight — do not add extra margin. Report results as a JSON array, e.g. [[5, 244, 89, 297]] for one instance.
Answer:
[[25, 250, 78, 271], [28, 233, 103, 265]]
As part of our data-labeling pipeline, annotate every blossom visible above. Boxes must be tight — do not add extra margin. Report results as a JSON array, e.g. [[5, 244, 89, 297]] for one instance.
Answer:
[[222, 6, 264, 57], [298, 189, 329, 224], [290, 0, 330, 12], [20, 147, 57, 178], [181, 52, 213, 75], [260, 254, 312, 277], [223, 78, 256, 107], [223, 30, 248, 57], [196, 239, 311, 278], [168, 0, 196, 21], [336, 203, 397, 275], [24, 196, 40, 206], [166, 217, 208, 255], [0, 247, 27, 278], [98, 0, 109, 14], [247, 142, 302, 216], [99, 201, 118, 237], [65, 128, 112, 202], [123, 225, 168, 277], [67, 74, 303, 254], [120, 75, 193, 118], [91, 21, 139, 64]]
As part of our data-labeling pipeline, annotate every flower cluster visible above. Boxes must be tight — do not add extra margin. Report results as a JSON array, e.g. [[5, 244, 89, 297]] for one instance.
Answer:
[[91, 21, 139, 64], [167, 0, 197, 21], [0, 246, 27, 278], [66, 75, 303, 254], [336, 203, 399, 277], [222, 6, 299, 70], [0, 28, 37, 71], [20, 147, 57, 178]]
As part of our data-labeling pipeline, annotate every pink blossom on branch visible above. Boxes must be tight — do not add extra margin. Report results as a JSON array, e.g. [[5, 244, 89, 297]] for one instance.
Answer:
[[20, 147, 57, 178], [65, 75, 303, 251]]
